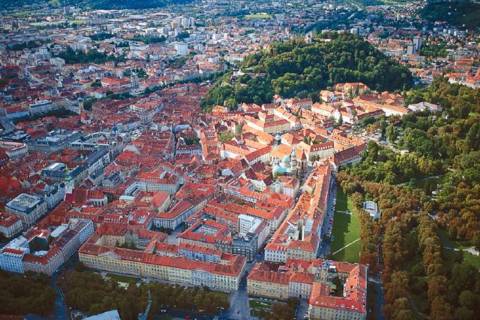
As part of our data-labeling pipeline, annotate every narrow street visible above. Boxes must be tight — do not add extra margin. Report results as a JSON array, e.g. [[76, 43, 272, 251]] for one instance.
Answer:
[[295, 299, 309, 320], [225, 261, 255, 320], [369, 275, 385, 320], [50, 271, 69, 320], [138, 289, 152, 320]]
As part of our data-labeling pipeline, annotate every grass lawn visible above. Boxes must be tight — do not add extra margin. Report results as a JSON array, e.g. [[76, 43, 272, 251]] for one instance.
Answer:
[[330, 186, 361, 263], [463, 252, 480, 269], [107, 273, 138, 284], [244, 13, 272, 20], [438, 229, 480, 269], [249, 298, 273, 318], [249, 298, 272, 311]]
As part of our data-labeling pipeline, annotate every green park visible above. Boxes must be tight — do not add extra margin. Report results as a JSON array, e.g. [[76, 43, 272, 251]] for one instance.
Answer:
[[330, 187, 361, 263]]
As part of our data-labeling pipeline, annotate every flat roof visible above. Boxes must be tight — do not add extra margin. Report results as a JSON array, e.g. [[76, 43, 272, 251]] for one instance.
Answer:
[[6, 193, 43, 213]]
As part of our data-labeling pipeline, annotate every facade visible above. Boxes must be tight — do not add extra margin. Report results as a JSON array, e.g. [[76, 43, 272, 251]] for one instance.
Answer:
[[0, 219, 94, 275], [0, 141, 28, 159], [79, 230, 246, 293], [247, 259, 367, 320], [0, 211, 23, 238], [0, 237, 29, 273]]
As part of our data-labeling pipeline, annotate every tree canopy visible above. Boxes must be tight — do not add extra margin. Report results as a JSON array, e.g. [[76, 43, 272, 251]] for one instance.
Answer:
[[201, 33, 413, 110], [0, 271, 55, 316], [60, 266, 147, 320], [337, 78, 480, 320], [420, 1, 480, 30]]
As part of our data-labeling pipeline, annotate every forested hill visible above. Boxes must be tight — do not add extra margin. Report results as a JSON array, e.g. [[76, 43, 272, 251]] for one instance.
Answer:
[[201, 33, 413, 111], [0, 0, 192, 11], [420, 0, 480, 30]]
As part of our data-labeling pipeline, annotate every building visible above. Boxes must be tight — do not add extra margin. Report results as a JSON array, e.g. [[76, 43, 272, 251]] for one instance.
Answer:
[[0, 237, 29, 273], [0, 219, 93, 275], [79, 227, 246, 293], [0, 211, 23, 238], [28, 130, 82, 153], [265, 163, 332, 263], [0, 219, 94, 275], [247, 259, 367, 320], [6, 193, 48, 227], [308, 262, 367, 320], [42, 162, 68, 181], [0, 141, 28, 159], [153, 199, 205, 230], [28, 100, 55, 116], [362, 201, 380, 220], [239, 214, 262, 235], [136, 169, 181, 194], [41, 183, 66, 210], [407, 101, 442, 113]]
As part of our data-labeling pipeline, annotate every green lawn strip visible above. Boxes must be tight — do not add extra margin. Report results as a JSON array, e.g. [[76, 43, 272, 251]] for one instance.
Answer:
[[249, 298, 272, 311], [244, 13, 272, 20], [463, 252, 480, 269], [107, 273, 138, 284], [330, 187, 361, 263]]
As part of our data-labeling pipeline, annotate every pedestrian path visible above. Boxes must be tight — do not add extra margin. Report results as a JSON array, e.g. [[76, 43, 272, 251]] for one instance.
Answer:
[[331, 238, 360, 256]]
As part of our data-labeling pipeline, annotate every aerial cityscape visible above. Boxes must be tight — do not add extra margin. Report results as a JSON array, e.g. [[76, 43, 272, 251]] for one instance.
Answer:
[[0, 0, 479, 319]]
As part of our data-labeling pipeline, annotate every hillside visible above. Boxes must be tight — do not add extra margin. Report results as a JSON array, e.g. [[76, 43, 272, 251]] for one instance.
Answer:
[[0, 0, 192, 11], [420, 0, 480, 29], [202, 33, 413, 110]]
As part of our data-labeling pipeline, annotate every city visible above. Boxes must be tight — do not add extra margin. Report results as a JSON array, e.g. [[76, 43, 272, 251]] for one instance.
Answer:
[[0, 0, 479, 320]]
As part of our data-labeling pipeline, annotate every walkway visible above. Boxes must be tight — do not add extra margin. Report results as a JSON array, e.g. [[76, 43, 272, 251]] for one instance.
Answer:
[[331, 238, 361, 256], [138, 289, 152, 320], [445, 246, 480, 256]]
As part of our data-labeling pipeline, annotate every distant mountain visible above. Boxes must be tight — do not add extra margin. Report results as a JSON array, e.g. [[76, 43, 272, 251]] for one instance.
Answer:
[[1, 0, 193, 11]]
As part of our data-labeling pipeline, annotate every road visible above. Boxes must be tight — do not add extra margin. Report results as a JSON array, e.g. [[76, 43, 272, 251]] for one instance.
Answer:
[[317, 178, 337, 258], [369, 275, 385, 320], [295, 299, 309, 320], [25, 265, 70, 320], [225, 261, 256, 320], [51, 271, 69, 320], [138, 289, 152, 320]]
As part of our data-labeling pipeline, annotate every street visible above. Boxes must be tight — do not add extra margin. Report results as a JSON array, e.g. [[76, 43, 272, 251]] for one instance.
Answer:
[[317, 177, 337, 258], [224, 261, 256, 320]]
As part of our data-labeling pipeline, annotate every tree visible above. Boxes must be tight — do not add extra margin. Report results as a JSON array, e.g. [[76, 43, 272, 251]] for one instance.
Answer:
[[455, 306, 474, 320], [218, 131, 234, 143], [458, 290, 476, 310], [386, 124, 396, 143], [234, 122, 244, 137], [430, 296, 453, 320], [466, 123, 480, 150]]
